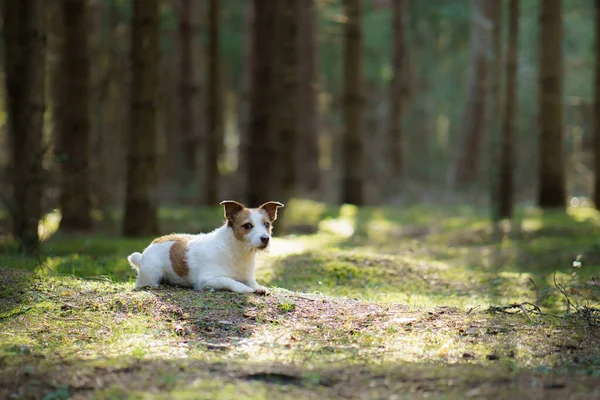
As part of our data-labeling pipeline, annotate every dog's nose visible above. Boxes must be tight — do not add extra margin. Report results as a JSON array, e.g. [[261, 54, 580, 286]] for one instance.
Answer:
[[260, 236, 270, 245]]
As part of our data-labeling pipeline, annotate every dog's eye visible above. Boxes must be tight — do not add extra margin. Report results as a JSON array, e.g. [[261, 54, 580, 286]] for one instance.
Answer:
[[242, 223, 253, 230], [264, 222, 270, 228]]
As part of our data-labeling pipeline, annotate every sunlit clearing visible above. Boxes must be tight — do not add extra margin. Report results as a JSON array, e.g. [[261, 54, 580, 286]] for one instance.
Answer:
[[520, 217, 542, 232], [366, 210, 399, 241], [284, 198, 327, 226], [318, 204, 357, 237], [568, 203, 600, 222], [38, 209, 62, 241], [269, 237, 307, 257], [339, 203, 358, 219], [319, 219, 354, 237]]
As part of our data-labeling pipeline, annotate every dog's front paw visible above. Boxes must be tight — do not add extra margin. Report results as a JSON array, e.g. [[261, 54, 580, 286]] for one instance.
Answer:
[[253, 286, 269, 296]]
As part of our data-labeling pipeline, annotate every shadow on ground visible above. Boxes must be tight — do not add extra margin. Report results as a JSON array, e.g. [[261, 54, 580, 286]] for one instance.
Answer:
[[3, 355, 600, 399]]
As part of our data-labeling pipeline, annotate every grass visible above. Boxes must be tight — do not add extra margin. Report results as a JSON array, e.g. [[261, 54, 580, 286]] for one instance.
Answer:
[[1, 201, 600, 398]]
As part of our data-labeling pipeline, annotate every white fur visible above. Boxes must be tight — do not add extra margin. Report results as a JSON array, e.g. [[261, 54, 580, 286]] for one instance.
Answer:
[[127, 209, 272, 294]]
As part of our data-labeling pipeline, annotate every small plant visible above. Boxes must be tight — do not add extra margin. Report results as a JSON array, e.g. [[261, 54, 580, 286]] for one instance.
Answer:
[[42, 384, 69, 400], [277, 301, 296, 313]]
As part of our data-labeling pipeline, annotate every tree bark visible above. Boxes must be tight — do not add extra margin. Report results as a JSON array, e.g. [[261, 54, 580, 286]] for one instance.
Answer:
[[247, 0, 278, 206], [275, 0, 299, 199], [206, 0, 222, 204], [123, 0, 159, 236], [499, 0, 519, 218], [594, 0, 600, 209], [489, 0, 503, 221], [56, 0, 92, 231], [297, 0, 321, 197], [98, 0, 129, 208], [389, 0, 406, 182], [454, 0, 492, 188], [342, 0, 364, 205], [178, 0, 199, 198], [538, 0, 565, 209], [3, 0, 47, 253], [237, 0, 254, 203]]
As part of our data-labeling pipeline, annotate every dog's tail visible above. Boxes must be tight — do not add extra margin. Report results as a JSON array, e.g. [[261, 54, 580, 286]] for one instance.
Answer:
[[127, 252, 142, 272]]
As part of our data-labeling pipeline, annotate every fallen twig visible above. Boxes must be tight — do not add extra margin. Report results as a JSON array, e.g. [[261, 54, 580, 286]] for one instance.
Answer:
[[519, 303, 534, 324], [528, 277, 540, 307], [554, 272, 577, 313], [466, 305, 481, 314], [487, 302, 544, 323]]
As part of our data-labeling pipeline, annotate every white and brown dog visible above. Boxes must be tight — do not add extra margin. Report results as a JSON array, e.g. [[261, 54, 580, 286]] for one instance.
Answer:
[[127, 200, 283, 294]]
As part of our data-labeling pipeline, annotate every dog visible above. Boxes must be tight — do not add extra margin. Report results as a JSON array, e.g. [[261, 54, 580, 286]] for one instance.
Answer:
[[127, 200, 284, 294]]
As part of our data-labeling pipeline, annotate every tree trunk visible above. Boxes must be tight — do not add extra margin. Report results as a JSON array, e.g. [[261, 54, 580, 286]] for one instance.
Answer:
[[123, 0, 159, 236], [3, 0, 47, 254], [454, 0, 492, 188], [275, 0, 299, 199], [99, 0, 129, 208], [297, 0, 321, 198], [594, 0, 600, 209], [206, 0, 222, 204], [56, 0, 92, 231], [342, 0, 364, 205], [178, 0, 199, 199], [88, 0, 109, 210], [488, 0, 503, 221], [499, 0, 519, 218], [411, 16, 433, 185], [389, 0, 406, 182], [247, 0, 278, 206], [237, 0, 254, 203], [538, 0, 565, 209]]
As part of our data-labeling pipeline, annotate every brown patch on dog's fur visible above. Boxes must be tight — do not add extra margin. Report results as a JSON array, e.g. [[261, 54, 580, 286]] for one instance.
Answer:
[[221, 201, 245, 224], [259, 201, 284, 221], [152, 234, 193, 244], [229, 208, 253, 241], [169, 239, 190, 277], [259, 210, 273, 234], [152, 234, 193, 277]]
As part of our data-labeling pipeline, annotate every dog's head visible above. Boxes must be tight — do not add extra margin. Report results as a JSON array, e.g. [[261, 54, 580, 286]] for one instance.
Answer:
[[220, 200, 284, 251]]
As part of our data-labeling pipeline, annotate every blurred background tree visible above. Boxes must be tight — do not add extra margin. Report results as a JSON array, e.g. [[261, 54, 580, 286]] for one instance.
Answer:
[[498, 0, 520, 219], [122, 0, 160, 236], [2, 0, 47, 253], [2, 0, 600, 247], [538, 0, 566, 210], [55, 0, 93, 231]]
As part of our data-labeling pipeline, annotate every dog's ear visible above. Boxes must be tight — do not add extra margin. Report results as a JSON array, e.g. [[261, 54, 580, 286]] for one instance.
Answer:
[[259, 201, 284, 221], [220, 200, 246, 222]]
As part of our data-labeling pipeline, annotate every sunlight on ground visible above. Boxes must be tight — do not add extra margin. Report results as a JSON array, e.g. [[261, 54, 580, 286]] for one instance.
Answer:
[[568, 202, 600, 222], [520, 217, 543, 232], [269, 231, 345, 258], [38, 209, 61, 241], [269, 238, 307, 257], [319, 219, 355, 237], [318, 204, 358, 237]]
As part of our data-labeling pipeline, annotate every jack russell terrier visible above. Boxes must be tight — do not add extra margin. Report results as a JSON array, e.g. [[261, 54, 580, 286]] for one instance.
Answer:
[[127, 200, 284, 294]]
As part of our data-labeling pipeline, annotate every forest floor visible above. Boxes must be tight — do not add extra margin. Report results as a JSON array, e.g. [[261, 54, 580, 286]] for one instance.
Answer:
[[1, 201, 600, 399]]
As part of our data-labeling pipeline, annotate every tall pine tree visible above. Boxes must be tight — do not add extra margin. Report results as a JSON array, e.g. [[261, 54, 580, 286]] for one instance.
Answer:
[[123, 0, 160, 236]]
